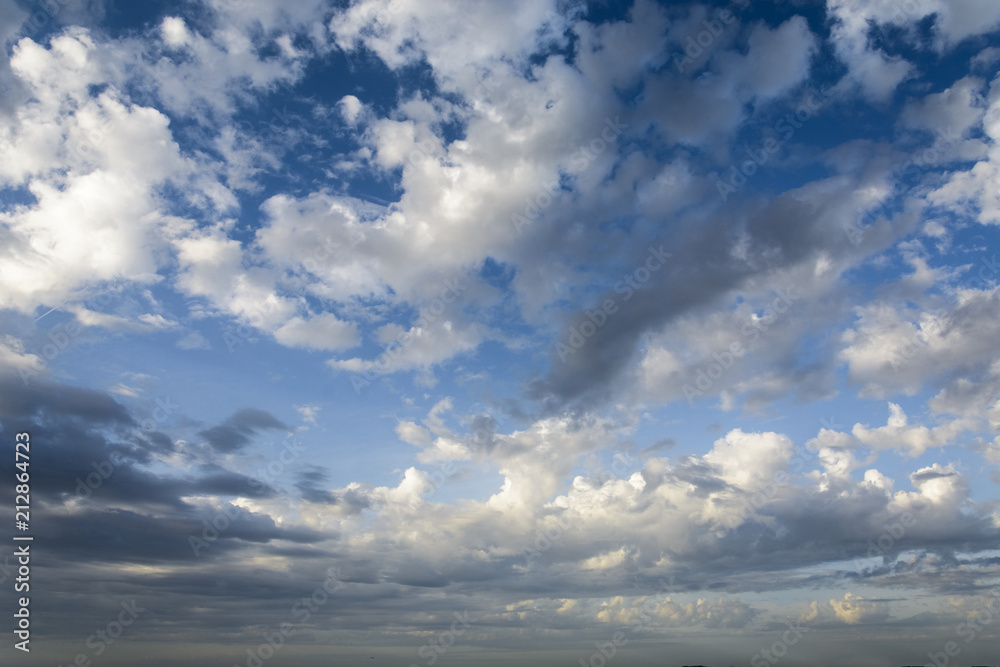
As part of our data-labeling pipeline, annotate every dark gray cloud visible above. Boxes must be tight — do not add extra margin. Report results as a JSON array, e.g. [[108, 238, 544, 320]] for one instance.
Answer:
[[198, 408, 289, 453], [0, 372, 133, 425], [295, 467, 338, 503], [527, 177, 902, 413]]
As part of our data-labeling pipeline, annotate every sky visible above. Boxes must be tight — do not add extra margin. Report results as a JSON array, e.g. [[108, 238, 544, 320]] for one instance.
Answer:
[[1, 0, 999, 665]]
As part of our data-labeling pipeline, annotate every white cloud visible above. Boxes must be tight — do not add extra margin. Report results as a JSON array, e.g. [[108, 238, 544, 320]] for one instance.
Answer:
[[704, 429, 794, 489], [901, 75, 985, 136], [273, 313, 359, 352], [176, 331, 211, 350], [829, 592, 890, 624], [338, 94, 364, 125], [840, 285, 1000, 400], [851, 403, 967, 457], [719, 16, 818, 101], [160, 16, 190, 48]]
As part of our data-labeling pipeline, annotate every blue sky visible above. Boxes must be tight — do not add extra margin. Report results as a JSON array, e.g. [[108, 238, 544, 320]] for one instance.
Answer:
[[1, 0, 1000, 666]]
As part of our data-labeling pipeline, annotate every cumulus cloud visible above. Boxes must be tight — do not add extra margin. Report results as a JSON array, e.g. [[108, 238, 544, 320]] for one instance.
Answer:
[[830, 592, 891, 624]]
